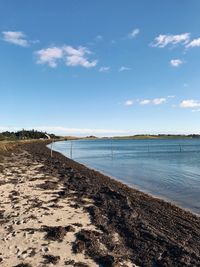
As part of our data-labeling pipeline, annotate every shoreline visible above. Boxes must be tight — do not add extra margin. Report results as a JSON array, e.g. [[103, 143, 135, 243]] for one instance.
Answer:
[[51, 141, 200, 217], [54, 153, 190, 214], [79, 163, 200, 217], [49, 141, 200, 218], [1, 140, 200, 266], [73, 163, 200, 218]]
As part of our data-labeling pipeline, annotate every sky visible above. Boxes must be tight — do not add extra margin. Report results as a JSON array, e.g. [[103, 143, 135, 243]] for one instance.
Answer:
[[0, 0, 200, 136]]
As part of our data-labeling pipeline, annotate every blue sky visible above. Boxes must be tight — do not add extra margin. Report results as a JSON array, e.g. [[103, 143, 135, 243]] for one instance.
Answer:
[[1, 0, 200, 136]]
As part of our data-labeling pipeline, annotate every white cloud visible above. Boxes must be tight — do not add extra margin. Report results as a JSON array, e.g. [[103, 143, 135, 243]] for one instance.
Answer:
[[139, 99, 151, 105], [99, 66, 110, 72], [153, 98, 166, 105], [128, 28, 140, 39], [119, 66, 131, 72], [186, 37, 200, 48], [125, 100, 133, 106], [139, 98, 166, 105], [36, 47, 63, 68], [170, 59, 183, 67], [64, 46, 97, 68], [35, 45, 97, 68], [167, 95, 176, 99], [180, 99, 200, 108], [151, 33, 190, 48], [2, 31, 29, 47]]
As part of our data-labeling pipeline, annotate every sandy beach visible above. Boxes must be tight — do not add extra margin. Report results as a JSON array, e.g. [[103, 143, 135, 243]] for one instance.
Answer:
[[0, 141, 200, 267]]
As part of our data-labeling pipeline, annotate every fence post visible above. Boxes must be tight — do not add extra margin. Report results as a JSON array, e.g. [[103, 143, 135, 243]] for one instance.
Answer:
[[111, 138, 114, 158], [179, 144, 182, 152], [51, 139, 54, 157], [70, 141, 73, 159]]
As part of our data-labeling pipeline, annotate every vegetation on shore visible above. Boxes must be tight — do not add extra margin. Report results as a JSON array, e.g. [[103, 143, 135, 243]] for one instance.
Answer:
[[112, 134, 200, 140], [0, 130, 58, 141]]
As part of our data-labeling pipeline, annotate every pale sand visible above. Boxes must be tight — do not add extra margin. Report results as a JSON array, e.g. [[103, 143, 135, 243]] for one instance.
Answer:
[[0, 150, 133, 267], [0, 150, 98, 266]]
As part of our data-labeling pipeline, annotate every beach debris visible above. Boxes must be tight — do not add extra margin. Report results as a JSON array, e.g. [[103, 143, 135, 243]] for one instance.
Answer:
[[43, 254, 60, 264], [64, 259, 75, 265], [73, 240, 85, 253], [73, 223, 83, 227], [42, 225, 66, 241], [37, 180, 58, 190], [74, 262, 90, 267], [13, 263, 32, 267], [97, 255, 115, 267], [65, 225, 75, 232]]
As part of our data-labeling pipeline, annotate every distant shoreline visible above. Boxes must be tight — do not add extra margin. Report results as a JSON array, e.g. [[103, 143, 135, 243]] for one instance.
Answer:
[[112, 134, 200, 140], [1, 129, 200, 142]]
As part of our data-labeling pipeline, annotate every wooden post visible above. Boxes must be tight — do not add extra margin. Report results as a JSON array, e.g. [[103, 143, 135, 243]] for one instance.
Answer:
[[70, 141, 73, 159], [51, 139, 54, 157], [111, 138, 114, 158]]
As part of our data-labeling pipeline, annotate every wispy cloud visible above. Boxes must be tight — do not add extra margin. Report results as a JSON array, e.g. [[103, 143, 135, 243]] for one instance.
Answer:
[[0, 126, 130, 136], [153, 98, 166, 105], [95, 35, 103, 42], [139, 98, 167, 105], [170, 59, 183, 67], [99, 66, 110, 73], [119, 66, 131, 72], [35, 45, 97, 68], [2, 31, 30, 47], [192, 109, 200, 113], [151, 33, 190, 48], [180, 99, 200, 108], [186, 37, 200, 48], [124, 100, 134, 106], [38, 126, 130, 135], [139, 99, 151, 105], [128, 28, 140, 39]]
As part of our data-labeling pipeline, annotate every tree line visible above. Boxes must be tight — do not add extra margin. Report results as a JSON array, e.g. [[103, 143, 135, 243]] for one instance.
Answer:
[[0, 130, 58, 141]]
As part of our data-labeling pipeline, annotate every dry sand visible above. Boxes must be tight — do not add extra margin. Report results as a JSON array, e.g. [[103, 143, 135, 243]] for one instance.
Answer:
[[0, 147, 133, 267], [0, 150, 98, 266]]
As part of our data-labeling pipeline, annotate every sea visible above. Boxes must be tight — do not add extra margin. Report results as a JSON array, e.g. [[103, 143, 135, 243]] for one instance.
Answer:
[[49, 138, 200, 215]]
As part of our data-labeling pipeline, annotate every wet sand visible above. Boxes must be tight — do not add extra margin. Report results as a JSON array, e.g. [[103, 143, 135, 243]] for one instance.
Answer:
[[0, 141, 200, 266]]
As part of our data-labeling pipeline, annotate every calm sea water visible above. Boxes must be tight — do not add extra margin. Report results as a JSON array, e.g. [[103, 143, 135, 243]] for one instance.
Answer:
[[50, 139, 200, 215]]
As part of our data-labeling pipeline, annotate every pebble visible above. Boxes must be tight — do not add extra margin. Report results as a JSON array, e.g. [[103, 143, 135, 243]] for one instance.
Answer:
[[17, 249, 22, 256], [41, 247, 49, 253], [12, 232, 16, 237]]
